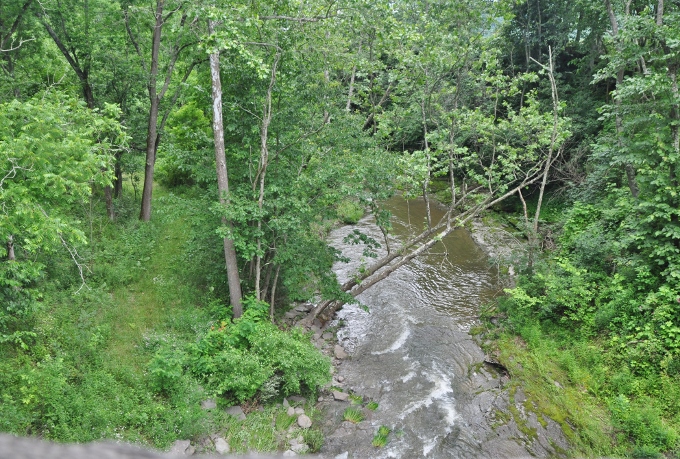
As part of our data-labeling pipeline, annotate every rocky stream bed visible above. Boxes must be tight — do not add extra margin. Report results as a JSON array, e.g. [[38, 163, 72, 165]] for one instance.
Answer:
[[302, 197, 571, 459]]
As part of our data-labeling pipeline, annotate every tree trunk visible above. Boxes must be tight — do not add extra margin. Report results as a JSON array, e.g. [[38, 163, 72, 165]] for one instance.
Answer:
[[104, 185, 114, 220], [138, 1, 164, 221], [667, 63, 679, 241], [420, 99, 432, 229], [346, 43, 361, 111], [254, 50, 281, 300], [7, 235, 15, 261], [305, 167, 554, 323], [269, 264, 280, 319], [531, 47, 559, 233], [209, 19, 243, 318], [114, 152, 123, 198], [604, 0, 640, 199]]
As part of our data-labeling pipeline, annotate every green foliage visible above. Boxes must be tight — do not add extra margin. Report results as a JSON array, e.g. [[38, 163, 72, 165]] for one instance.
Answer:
[[372, 425, 391, 447], [342, 407, 364, 424], [348, 394, 363, 405], [609, 395, 677, 454], [157, 102, 215, 188], [302, 428, 324, 453], [366, 401, 379, 411], [0, 261, 42, 346], [336, 199, 364, 224], [0, 94, 125, 258], [187, 296, 331, 402], [148, 346, 187, 395]]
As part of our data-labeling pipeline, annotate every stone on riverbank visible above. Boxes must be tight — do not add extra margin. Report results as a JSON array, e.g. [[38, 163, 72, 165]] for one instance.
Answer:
[[170, 440, 194, 456], [225, 405, 246, 420], [332, 391, 349, 401], [297, 414, 312, 429], [213, 437, 229, 455], [334, 345, 348, 359]]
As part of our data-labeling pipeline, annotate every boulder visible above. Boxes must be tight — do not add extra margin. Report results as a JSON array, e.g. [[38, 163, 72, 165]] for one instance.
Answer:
[[169, 440, 194, 456], [297, 414, 312, 429], [291, 442, 308, 453], [288, 395, 306, 404], [200, 399, 216, 410], [334, 345, 348, 359], [287, 406, 295, 416], [332, 391, 349, 402], [283, 450, 297, 456], [225, 405, 246, 421], [322, 332, 333, 340], [213, 437, 229, 455]]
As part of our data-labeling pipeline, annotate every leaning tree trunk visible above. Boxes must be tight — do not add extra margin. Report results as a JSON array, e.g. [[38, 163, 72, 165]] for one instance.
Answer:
[[304, 165, 556, 324], [209, 19, 243, 318]]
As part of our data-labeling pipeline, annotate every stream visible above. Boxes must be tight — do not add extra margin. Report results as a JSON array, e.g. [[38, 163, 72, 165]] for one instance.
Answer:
[[317, 196, 569, 459]]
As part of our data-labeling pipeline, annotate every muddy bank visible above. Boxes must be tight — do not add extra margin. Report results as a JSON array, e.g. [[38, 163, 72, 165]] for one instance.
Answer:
[[313, 197, 568, 459]]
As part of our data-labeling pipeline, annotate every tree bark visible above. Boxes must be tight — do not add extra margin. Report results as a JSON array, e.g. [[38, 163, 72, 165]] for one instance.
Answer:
[[7, 235, 15, 261], [254, 49, 281, 300], [113, 152, 123, 198], [209, 19, 243, 318], [138, 1, 164, 221], [346, 43, 361, 111], [104, 185, 114, 220], [531, 47, 559, 233], [39, 18, 95, 109], [604, 0, 640, 198], [420, 99, 432, 229], [269, 264, 280, 320]]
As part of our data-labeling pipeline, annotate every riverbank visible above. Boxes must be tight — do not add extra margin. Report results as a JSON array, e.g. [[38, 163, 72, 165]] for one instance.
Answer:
[[468, 201, 680, 458]]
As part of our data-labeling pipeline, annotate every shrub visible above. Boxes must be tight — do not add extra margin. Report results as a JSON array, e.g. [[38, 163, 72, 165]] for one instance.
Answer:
[[373, 426, 391, 447], [302, 428, 324, 452], [186, 297, 331, 402], [148, 346, 186, 395], [343, 407, 364, 423], [609, 395, 677, 453], [336, 199, 364, 224]]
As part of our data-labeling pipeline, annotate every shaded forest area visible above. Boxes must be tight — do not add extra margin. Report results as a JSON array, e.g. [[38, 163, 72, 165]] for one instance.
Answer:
[[1, 0, 680, 456]]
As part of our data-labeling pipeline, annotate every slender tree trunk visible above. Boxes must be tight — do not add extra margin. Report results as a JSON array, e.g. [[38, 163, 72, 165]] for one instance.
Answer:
[[518, 188, 535, 270], [605, 0, 640, 198], [346, 43, 361, 111], [262, 258, 273, 299], [139, 1, 164, 221], [420, 99, 432, 229], [254, 50, 281, 300], [668, 65, 679, 239], [104, 185, 114, 220], [269, 264, 280, 319], [7, 235, 15, 261], [209, 19, 243, 317], [114, 152, 123, 198], [531, 47, 558, 233]]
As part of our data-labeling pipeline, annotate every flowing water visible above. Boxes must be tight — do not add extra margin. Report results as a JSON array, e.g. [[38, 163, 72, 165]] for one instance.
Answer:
[[318, 196, 568, 459]]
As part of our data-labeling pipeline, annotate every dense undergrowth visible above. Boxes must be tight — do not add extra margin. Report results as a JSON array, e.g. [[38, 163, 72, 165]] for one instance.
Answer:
[[0, 187, 330, 452], [480, 194, 680, 459]]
